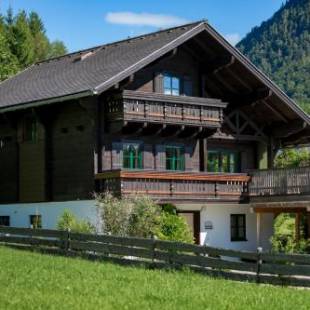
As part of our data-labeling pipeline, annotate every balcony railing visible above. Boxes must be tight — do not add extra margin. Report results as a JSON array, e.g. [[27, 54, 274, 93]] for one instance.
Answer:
[[106, 90, 227, 128], [95, 170, 250, 202], [248, 166, 310, 198]]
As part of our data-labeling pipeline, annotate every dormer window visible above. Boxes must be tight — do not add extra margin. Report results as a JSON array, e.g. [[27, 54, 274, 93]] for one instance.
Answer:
[[163, 74, 180, 96]]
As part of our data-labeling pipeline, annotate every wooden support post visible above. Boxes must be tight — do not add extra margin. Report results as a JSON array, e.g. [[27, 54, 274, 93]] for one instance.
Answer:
[[295, 213, 301, 242], [306, 212, 310, 240], [256, 212, 261, 248]]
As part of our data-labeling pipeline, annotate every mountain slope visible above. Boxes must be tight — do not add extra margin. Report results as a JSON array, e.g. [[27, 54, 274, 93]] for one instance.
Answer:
[[237, 0, 310, 113]]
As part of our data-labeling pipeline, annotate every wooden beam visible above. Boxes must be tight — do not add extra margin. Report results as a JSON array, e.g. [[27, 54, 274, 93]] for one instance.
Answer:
[[272, 120, 307, 138], [261, 100, 288, 123], [205, 55, 235, 75], [234, 88, 272, 107]]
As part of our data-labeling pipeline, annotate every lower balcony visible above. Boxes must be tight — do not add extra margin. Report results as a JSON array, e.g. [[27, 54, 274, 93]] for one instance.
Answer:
[[248, 166, 310, 202], [95, 170, 250, 203]]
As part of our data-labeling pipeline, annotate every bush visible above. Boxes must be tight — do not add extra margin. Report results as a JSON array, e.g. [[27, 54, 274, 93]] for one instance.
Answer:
[[128, 196, 160, 238], [96, 193, 194, 243], [95, 192, 132, 236], [57, 210, 95, 234], [270, 213, 310, 254], [156, 212, 194, 244]]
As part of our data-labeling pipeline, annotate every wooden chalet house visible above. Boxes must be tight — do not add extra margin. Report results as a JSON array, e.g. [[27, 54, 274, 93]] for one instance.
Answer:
[[0, 21, 310, 250]]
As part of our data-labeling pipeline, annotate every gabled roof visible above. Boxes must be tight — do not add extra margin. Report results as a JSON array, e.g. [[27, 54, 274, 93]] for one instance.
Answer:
[[0, 20, 309, 130], [0, 21, 203, 111]]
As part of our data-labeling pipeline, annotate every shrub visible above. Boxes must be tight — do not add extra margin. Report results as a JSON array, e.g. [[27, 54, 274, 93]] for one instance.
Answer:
[[128, 195, 160, 238], [156, 212, 194, 244], [95, 192, 132, 236], [270, 213, 310, 254], [160, 203, 177, 215], [57, 210, 95, 234], [96, 193, 194, 243]]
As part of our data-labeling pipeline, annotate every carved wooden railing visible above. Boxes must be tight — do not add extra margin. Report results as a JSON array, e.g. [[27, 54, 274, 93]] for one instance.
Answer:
[[106, 90, 227, 128], [248, 166, 310, 198], [95, 170, 250, 202]]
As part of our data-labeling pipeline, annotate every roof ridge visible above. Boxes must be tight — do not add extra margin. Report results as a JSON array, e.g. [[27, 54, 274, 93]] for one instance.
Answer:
[[35, 20, 205, 65]]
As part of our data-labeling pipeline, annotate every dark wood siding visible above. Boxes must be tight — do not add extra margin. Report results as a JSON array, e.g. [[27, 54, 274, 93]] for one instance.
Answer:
[[51, 103, 94, 201], [126, 48, 200, 96], [0, 122, 18, 203]]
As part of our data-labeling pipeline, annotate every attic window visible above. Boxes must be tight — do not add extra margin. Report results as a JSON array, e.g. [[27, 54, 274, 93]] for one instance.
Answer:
[[73, 51, 93, 62]]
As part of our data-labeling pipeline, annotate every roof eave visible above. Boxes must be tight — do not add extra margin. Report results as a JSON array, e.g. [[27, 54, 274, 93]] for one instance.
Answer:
[[0, 89, 95, 113]]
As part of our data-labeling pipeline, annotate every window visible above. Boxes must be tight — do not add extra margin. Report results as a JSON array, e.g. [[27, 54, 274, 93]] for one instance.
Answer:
[[123, 143, 143, 169], [163, 74, 180, 96], [30, 215, 42, 229], [207, 150, 240, 173], [231, 214, 246, 241], [166, 146, 185, 171], [23, 116, 37, 142], [0, 216, 10, 226]]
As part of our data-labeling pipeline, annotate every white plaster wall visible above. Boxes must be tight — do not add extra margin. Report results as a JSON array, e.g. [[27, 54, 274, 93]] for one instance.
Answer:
[[0, 200, 99, 230], [199, 204, 274, 252]]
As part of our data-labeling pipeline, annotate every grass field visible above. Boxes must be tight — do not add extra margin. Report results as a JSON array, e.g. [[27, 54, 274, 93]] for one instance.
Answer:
[[0, 246, 309, 310]]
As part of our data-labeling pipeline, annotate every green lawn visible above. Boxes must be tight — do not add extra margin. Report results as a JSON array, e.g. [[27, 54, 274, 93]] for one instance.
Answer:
[[0, 246, 309, 310]]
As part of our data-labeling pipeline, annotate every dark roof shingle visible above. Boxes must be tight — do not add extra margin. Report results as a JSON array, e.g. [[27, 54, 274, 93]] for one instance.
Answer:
[[0, 22, 202, 109]]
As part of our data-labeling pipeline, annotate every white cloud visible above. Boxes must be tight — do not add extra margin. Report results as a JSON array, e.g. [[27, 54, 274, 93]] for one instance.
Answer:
[[105, 12, 189, 28], [224, 33, 241, 46]]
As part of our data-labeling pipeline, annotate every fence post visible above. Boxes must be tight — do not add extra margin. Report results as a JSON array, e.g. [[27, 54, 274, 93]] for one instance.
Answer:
[[150, 235, 157, 269], [65, 228, 71, 254], [256, 247, 262, 284]]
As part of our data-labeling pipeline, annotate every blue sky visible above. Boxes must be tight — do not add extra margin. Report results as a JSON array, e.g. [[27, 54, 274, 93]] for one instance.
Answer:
[[1, 0, 285, 52]]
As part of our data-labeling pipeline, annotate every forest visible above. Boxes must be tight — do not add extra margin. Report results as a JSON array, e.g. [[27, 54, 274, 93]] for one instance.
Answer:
[[237, 0, 310, 113], [0, 8, 67, 81]]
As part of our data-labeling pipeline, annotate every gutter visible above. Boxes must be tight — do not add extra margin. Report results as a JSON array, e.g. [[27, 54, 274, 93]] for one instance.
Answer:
[[0, 90, 95, 113]]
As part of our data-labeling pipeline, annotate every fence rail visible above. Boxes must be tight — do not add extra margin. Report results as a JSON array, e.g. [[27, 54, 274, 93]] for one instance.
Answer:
[[0, 226, 310, 287]]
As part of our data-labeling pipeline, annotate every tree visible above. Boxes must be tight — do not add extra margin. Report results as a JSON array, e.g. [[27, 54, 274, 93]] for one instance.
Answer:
[[274, 148, 310, 168], [237, 0, 310, 113], [0, 7, 67, 82], [0, 32, 19, 80], [9, 10, 35, 67], [28, 11, 49, 62], [47, 40, 67, 59]]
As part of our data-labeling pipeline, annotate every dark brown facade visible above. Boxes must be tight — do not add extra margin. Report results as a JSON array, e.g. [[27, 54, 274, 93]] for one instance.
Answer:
[[0, 23, 309, 205]]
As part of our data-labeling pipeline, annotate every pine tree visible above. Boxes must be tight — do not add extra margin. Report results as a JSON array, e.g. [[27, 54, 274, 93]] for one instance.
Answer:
[[28, 11, 49, 62], [0, 8, 67, 82], [47, 40, 67, 59]]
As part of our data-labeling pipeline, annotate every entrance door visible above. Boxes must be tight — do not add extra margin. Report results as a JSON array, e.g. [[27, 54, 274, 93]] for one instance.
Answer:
[[178, 211, 200, 244]]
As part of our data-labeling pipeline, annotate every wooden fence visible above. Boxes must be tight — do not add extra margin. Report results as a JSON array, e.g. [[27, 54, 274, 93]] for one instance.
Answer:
[[0, 226, 310, 287]]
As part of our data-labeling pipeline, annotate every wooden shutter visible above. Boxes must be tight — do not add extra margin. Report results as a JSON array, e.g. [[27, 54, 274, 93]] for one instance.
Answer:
[[154, 72, 164, 93], [185, 146, 193, 171], [143, 144, 154, 170], [112, 142, 123, 169], [155, 145, 165, 170]]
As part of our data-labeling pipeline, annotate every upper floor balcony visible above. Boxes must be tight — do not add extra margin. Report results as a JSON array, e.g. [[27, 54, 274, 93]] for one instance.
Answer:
[[105, 90, 227, 135]]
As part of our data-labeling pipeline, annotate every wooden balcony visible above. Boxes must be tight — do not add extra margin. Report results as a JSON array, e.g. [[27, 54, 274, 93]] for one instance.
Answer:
[[248, 166, 310, 202], [106, 90, 227, 133], [95, 170, 250, 203]]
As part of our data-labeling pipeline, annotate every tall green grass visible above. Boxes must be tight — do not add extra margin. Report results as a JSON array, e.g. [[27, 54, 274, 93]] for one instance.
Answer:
[[0, 246, 309, 309]]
